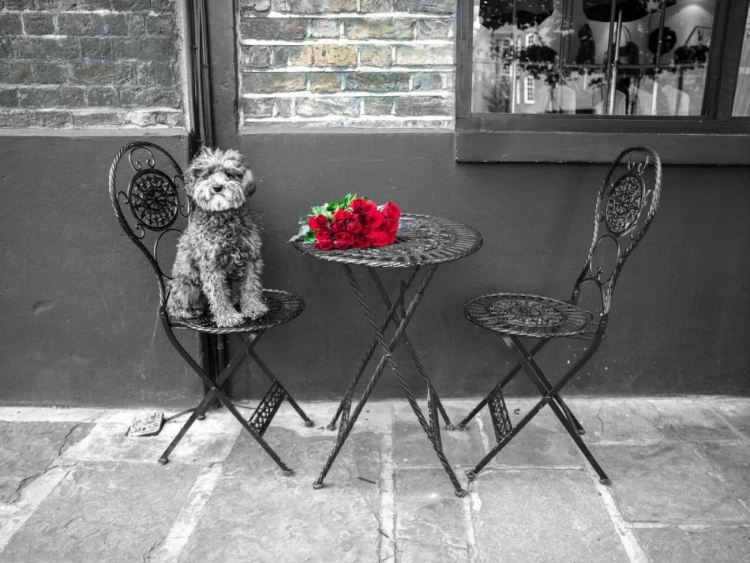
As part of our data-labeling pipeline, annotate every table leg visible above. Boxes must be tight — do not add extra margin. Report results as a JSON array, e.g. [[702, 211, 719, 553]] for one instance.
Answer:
[[369, 269, 455, 430], [325, 268, 418, 431], [314, 264, 466, 497]]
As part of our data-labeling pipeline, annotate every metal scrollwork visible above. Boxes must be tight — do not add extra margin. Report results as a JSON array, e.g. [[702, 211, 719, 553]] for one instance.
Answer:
[[128, 169, 180, 231], [489, 299, 564, 328], [128, 146, 156, 172], [604, 173, 644, 236]]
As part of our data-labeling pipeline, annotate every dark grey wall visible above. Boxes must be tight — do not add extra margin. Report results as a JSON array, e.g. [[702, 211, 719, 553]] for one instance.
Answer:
[[1, 130, 749, 407]]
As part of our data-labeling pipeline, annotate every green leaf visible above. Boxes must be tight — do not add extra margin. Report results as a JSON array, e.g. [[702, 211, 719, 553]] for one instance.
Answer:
[[288, 224, 310, 243]]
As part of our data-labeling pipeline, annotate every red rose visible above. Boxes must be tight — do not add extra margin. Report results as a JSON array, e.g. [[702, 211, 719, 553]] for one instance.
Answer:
[[354, 236, 371, 248], [362, 224, 374, 237], [308, 214, 328, 230], [335, 231, 355, 247], [333, 209, 351, 222], [350, 198, 366, 212], [350, 212, 363, 223], [313, 239, 334, 251], [333, 238, 352, 250], [383, 218, 397, 235], [330, 221, 346, 232], [366, 212, 384, 228], [382, 201, 400, 221], [362, 199, 377, 214], [315, 227, 332, 241], [346, 220, 363, 234], [369, 232, 391, 247]]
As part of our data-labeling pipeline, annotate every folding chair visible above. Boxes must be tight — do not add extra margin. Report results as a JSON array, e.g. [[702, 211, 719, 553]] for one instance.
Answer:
[[108, 140, 312, 474], [459, 146, 663, 484]]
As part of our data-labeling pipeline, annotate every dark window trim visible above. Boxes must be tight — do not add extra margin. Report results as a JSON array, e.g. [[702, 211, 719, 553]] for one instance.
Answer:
[[455, 0, 750, 163]]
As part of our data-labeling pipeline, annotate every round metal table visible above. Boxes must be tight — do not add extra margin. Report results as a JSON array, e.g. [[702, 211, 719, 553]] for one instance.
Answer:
[[292, 214, 483, 497]]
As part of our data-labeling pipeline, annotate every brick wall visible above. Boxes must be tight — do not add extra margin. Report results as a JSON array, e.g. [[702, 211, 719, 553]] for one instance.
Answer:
[[238, 0, 455, 128], [0, 0, 183, 128]]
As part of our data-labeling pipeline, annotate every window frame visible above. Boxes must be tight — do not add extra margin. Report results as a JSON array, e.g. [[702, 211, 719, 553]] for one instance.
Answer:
[[455, 0, 750, 164]]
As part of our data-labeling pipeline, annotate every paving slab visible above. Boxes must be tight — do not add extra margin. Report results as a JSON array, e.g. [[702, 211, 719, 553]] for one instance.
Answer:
[[62, 411, 242, 465], [475, 407, 583, 469], [392, 402, 485, 468], [0, 421, 93, 504], [393, 468, 470, 562], [635, 526, 750, 563], [591, 443, 749, 523], [695, 442, 750, 511], [469, 468, 629, 563], [710, 398, 750, 439], [180, 427, 384, 563], [0, 461, 201, 563]]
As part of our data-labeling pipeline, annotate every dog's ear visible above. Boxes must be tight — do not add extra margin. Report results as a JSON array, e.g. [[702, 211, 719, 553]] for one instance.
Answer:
[[242, 167, 256, 197], [183, 146, 212, 197]]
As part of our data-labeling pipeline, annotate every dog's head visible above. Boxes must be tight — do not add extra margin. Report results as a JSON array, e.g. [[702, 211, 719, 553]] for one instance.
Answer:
[[184, 147, 256, 212]]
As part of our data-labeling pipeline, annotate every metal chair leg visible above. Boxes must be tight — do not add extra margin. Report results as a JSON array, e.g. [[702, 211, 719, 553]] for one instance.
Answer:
[[160, 325, 295, 475]]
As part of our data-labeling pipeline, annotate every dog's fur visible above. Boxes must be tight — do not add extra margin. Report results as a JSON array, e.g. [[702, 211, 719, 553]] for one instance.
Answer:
[[167, 147, 268, 327]]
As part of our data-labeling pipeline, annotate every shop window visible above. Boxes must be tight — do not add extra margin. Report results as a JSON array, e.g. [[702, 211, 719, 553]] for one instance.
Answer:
[[456, 0, 750, 163]]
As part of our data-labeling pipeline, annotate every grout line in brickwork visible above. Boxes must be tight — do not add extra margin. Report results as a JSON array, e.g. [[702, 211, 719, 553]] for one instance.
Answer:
[[240, 39, 452, 45], [378, 405, 397, 562], [253, 13, 452, 19], [241, 67, 455, 74], [149, 463, 225, 563], [242, 91, 452, 98]]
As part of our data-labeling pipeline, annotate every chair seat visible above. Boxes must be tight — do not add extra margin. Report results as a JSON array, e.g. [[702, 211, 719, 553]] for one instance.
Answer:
[[171, 289, 304, 334], [463, 293, 591, 338]]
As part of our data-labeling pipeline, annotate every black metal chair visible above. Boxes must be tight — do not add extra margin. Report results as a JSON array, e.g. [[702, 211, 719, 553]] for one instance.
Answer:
[[459, 146, 663, 484], [108, 140, 312, 474]]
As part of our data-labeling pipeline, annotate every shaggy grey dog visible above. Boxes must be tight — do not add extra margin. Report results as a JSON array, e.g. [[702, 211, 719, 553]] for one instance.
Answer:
[[167, 147, 268, 327]]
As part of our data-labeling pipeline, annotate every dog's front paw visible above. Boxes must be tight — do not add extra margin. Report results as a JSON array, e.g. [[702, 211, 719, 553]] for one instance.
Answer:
[[171, 307, 205, 320], [241, 299, 269, 320], [213, 309, 245, 328]]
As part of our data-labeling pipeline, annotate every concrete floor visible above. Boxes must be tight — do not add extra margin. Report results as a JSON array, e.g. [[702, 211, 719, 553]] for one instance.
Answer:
[[0, 397, 748, 563]]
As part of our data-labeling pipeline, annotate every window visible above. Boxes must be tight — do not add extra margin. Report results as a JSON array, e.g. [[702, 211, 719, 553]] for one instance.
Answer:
[[524, 75, 536, 103], [456, 0, 750, 163]]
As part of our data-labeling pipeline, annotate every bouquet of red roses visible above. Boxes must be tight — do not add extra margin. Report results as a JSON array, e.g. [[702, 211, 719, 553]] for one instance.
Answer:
[[292, 193, 401, 251]]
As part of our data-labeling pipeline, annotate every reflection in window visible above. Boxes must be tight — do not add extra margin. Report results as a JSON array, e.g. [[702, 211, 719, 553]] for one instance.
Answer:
[[733, 8, 750, 116], [472, 0, 716, 116]]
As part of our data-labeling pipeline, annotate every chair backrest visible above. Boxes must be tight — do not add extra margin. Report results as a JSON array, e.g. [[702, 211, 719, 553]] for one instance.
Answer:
[[571, 146, 662, 325], [108, 141, 188, 309]]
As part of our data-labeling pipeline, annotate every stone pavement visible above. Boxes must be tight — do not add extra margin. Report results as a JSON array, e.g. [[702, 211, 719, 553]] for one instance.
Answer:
[[0, 397, 749, 563]]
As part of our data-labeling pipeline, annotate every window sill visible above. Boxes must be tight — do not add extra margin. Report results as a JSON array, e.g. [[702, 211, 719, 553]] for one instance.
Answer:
[[455, 129, 750, 164]]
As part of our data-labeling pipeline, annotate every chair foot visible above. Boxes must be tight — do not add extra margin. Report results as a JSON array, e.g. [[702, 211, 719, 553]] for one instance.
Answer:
[[465, 470, 477, 482], [577, 428, 585, 436], [304, 420, 314, 428], [600, 477, 612, 486], [445, 423, 455, 431], [283, 469, 294, 477], [313, 480, 324, 489], [326, 423, 336, 431], [158, 457, 169, 465], [455, 488, 467, 498], [456, 423, 467, 431], [197, 414, 206, 421]]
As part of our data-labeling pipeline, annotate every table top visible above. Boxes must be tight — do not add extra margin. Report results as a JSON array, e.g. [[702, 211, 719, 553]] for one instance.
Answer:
[[291, 213, 483, 268]]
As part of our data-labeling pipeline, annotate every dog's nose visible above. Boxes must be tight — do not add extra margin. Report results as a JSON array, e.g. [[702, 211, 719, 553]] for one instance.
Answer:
[[212, 186, 223, 193]]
